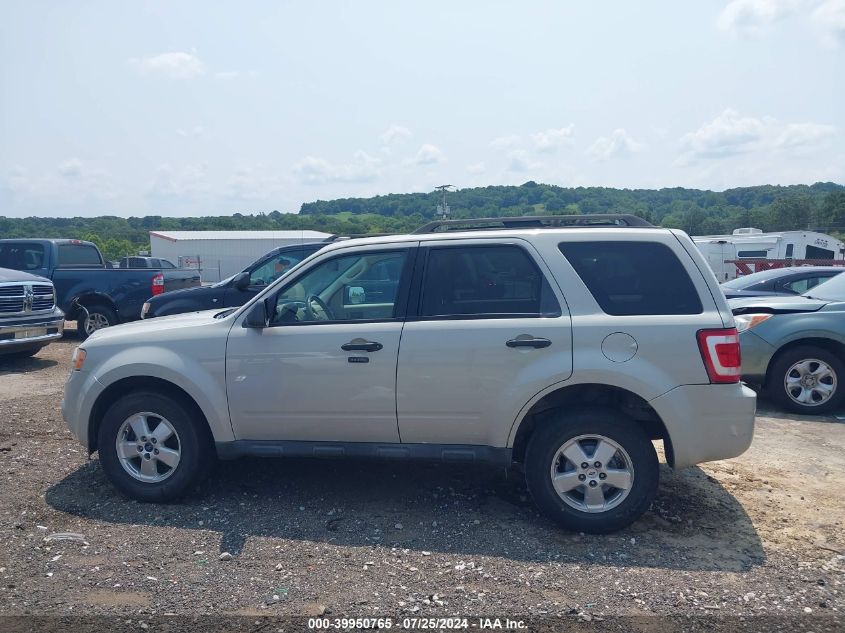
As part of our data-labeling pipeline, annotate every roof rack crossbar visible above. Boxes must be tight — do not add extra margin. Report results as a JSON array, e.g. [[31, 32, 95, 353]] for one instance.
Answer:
[[412, 214, 653, 234]]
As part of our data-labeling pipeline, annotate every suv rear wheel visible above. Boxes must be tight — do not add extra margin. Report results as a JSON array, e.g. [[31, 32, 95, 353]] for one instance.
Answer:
[[97, 392, 213, 502], [767, 345, 845, 414], [524, 408, 659, 533]]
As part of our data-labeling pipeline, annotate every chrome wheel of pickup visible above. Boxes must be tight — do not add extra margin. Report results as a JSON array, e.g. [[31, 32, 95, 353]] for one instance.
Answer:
[[550, 434, 634, 513], [784, 358, 837, 407], [116, 412, 182, 483], [84, 312, 110, 335]]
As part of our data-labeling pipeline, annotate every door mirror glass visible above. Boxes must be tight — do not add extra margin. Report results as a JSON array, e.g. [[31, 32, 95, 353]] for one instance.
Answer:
[[346, 286, 366, 304], [232, 272, 250, 291], [242, 300, 268, 328]]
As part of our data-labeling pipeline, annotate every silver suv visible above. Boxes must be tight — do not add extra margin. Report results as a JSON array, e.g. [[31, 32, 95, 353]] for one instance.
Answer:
[[62, 215, 756, 533]]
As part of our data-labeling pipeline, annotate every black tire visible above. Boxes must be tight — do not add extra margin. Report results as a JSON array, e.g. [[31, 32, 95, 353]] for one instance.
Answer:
[[77, 304, 117, 340], [97, 391, 213, 502], [524, 407, 659, 534], [766, 345, 845, 415]]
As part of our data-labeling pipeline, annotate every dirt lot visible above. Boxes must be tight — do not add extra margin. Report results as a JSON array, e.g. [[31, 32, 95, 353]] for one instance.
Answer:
[[0, 335, 843, 623]]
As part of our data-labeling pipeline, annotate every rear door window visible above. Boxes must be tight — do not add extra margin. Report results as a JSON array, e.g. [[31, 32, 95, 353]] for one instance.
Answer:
[[558, 241, 703, 316], [419, 244, 561, 318]]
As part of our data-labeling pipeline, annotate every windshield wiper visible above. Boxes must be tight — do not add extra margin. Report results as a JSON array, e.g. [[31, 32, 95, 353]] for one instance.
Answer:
[[214, 308, 238, 319]]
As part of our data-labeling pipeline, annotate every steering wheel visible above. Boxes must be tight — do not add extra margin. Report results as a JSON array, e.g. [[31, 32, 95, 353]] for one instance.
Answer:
[[305, 294, 334, 321]]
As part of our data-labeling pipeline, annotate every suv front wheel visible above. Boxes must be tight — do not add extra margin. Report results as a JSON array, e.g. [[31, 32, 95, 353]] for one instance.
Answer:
[[525, 408, 659, 533], [97, 392, 213, 502]]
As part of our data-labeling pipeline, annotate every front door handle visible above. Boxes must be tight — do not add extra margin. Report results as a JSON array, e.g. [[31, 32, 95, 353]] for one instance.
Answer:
[[506, 337, 552, 349], [341, 340, 383, 352]]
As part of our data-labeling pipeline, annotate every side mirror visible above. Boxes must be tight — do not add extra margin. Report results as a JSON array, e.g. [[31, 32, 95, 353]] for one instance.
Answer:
[[346, 286, 366, 305], [242, 300, 268, 328], [232, 272, 250, 291]]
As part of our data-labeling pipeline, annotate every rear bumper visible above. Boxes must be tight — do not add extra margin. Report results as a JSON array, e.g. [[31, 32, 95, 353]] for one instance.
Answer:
[[0, 310, 65, 353], [650, 382, 756, 469]]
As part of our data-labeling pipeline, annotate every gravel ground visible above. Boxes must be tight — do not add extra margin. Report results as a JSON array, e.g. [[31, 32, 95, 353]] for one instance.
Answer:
[[0, 335, 843, 624]]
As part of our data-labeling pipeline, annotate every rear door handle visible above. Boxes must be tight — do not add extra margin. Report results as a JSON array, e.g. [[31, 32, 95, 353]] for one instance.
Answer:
[[341, 340, 383, 352], [506, 337, 552, 349]]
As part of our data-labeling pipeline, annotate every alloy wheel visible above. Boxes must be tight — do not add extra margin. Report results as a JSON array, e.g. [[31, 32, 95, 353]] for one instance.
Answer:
[[549, 434, 635, 513], [784, 358, 837, 407], [115, 412, 182, 483]]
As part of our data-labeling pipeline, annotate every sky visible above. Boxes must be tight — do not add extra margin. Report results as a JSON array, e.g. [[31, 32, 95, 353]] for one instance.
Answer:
[[0, 0, 843, 218]]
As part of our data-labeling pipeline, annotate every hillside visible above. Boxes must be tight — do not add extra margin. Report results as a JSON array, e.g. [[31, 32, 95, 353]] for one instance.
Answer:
[[1, 182, 844, 260]]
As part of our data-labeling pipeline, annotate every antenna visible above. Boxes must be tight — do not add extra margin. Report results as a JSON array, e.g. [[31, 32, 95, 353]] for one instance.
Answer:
[[434, 184, 454, 219]]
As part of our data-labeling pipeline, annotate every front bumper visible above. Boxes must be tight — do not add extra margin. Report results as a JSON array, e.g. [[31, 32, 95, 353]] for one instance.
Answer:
[[738, 330, 777, 386], [61, 368, 106, 450], [0, 310, 65, 353], [650, 382, 757, 469]]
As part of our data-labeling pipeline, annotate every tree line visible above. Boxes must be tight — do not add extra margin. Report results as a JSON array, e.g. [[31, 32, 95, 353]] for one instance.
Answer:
[[1, 182, 843, 260]]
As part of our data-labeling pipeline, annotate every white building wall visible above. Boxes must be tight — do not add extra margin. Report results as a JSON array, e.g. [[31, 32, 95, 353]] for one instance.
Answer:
[[150, 232, 331, 282]]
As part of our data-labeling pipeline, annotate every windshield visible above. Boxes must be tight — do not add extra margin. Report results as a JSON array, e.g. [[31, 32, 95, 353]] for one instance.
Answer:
[[804, 272, 845, 301]]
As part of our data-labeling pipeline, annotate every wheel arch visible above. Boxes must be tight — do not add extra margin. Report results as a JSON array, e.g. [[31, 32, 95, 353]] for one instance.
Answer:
[[509, 383, 674, 467], [88, 376, 213, 453], [764, 337, 845, 388], [70, 293, 118, 321]]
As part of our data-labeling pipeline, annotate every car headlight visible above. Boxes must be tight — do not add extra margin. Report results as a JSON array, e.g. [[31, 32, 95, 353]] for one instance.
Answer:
[[734, 313, 773, 333], [71, 347, 86, 371]]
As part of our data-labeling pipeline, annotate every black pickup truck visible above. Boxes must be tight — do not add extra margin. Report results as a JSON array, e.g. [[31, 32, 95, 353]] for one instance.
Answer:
[[0, 239, 201, 338]]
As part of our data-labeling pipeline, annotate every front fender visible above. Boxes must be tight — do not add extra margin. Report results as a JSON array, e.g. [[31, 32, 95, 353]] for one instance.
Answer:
[[91, 345, 234, 443]]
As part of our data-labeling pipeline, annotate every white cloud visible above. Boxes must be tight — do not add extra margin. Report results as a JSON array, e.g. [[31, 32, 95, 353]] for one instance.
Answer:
[[678, 109, 836, 164], [58, 158, 84, 179], [148, 162, 209, 198], [489, 134, 522, 149], [531, 125, 576, 152], [507, 150, 541, 172], [775, 122, 837, 147], [587, 129, 644, 160], [466, 162, 486, 174], [293, 151, 382, 185], [811, 0, 845, 47], [679, 109, 767, 160], [225, 165, 285, 200], [129, 51, 205, 79], [717, 0, 801, 31], [410, 143, 444, 165], [176, 125, 205, 138], [379, 124, 412, 145]]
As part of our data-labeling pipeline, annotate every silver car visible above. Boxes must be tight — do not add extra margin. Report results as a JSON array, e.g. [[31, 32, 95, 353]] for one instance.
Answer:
[[62, 215, 756, 533]]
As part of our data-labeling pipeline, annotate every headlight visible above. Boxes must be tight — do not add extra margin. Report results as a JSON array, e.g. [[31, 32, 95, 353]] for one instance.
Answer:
[[734, 313, 773, 333], [71, 348, 87, 371]]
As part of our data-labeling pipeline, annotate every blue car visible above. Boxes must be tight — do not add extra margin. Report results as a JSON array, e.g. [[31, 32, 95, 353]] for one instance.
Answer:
[[730, 273, 845, 414]]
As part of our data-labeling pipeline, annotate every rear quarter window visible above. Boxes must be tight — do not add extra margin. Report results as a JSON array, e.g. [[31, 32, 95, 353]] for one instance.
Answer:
[[558, 241, 703, 316]]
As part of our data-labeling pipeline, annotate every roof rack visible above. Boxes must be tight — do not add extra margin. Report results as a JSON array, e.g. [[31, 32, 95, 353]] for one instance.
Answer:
[[412, 214, 653, 234]]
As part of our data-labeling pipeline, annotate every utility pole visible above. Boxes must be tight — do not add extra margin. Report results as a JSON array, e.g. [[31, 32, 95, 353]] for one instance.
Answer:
[[435, 184, 454, 219]]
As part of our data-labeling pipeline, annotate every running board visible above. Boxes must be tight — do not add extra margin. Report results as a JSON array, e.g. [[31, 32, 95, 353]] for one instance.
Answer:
[[216, 440, 512, 466]]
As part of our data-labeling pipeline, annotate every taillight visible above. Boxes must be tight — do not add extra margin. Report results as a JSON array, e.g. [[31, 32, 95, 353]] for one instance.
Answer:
[[697, 328, 741, 384], [151, 273, 165, 296]]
